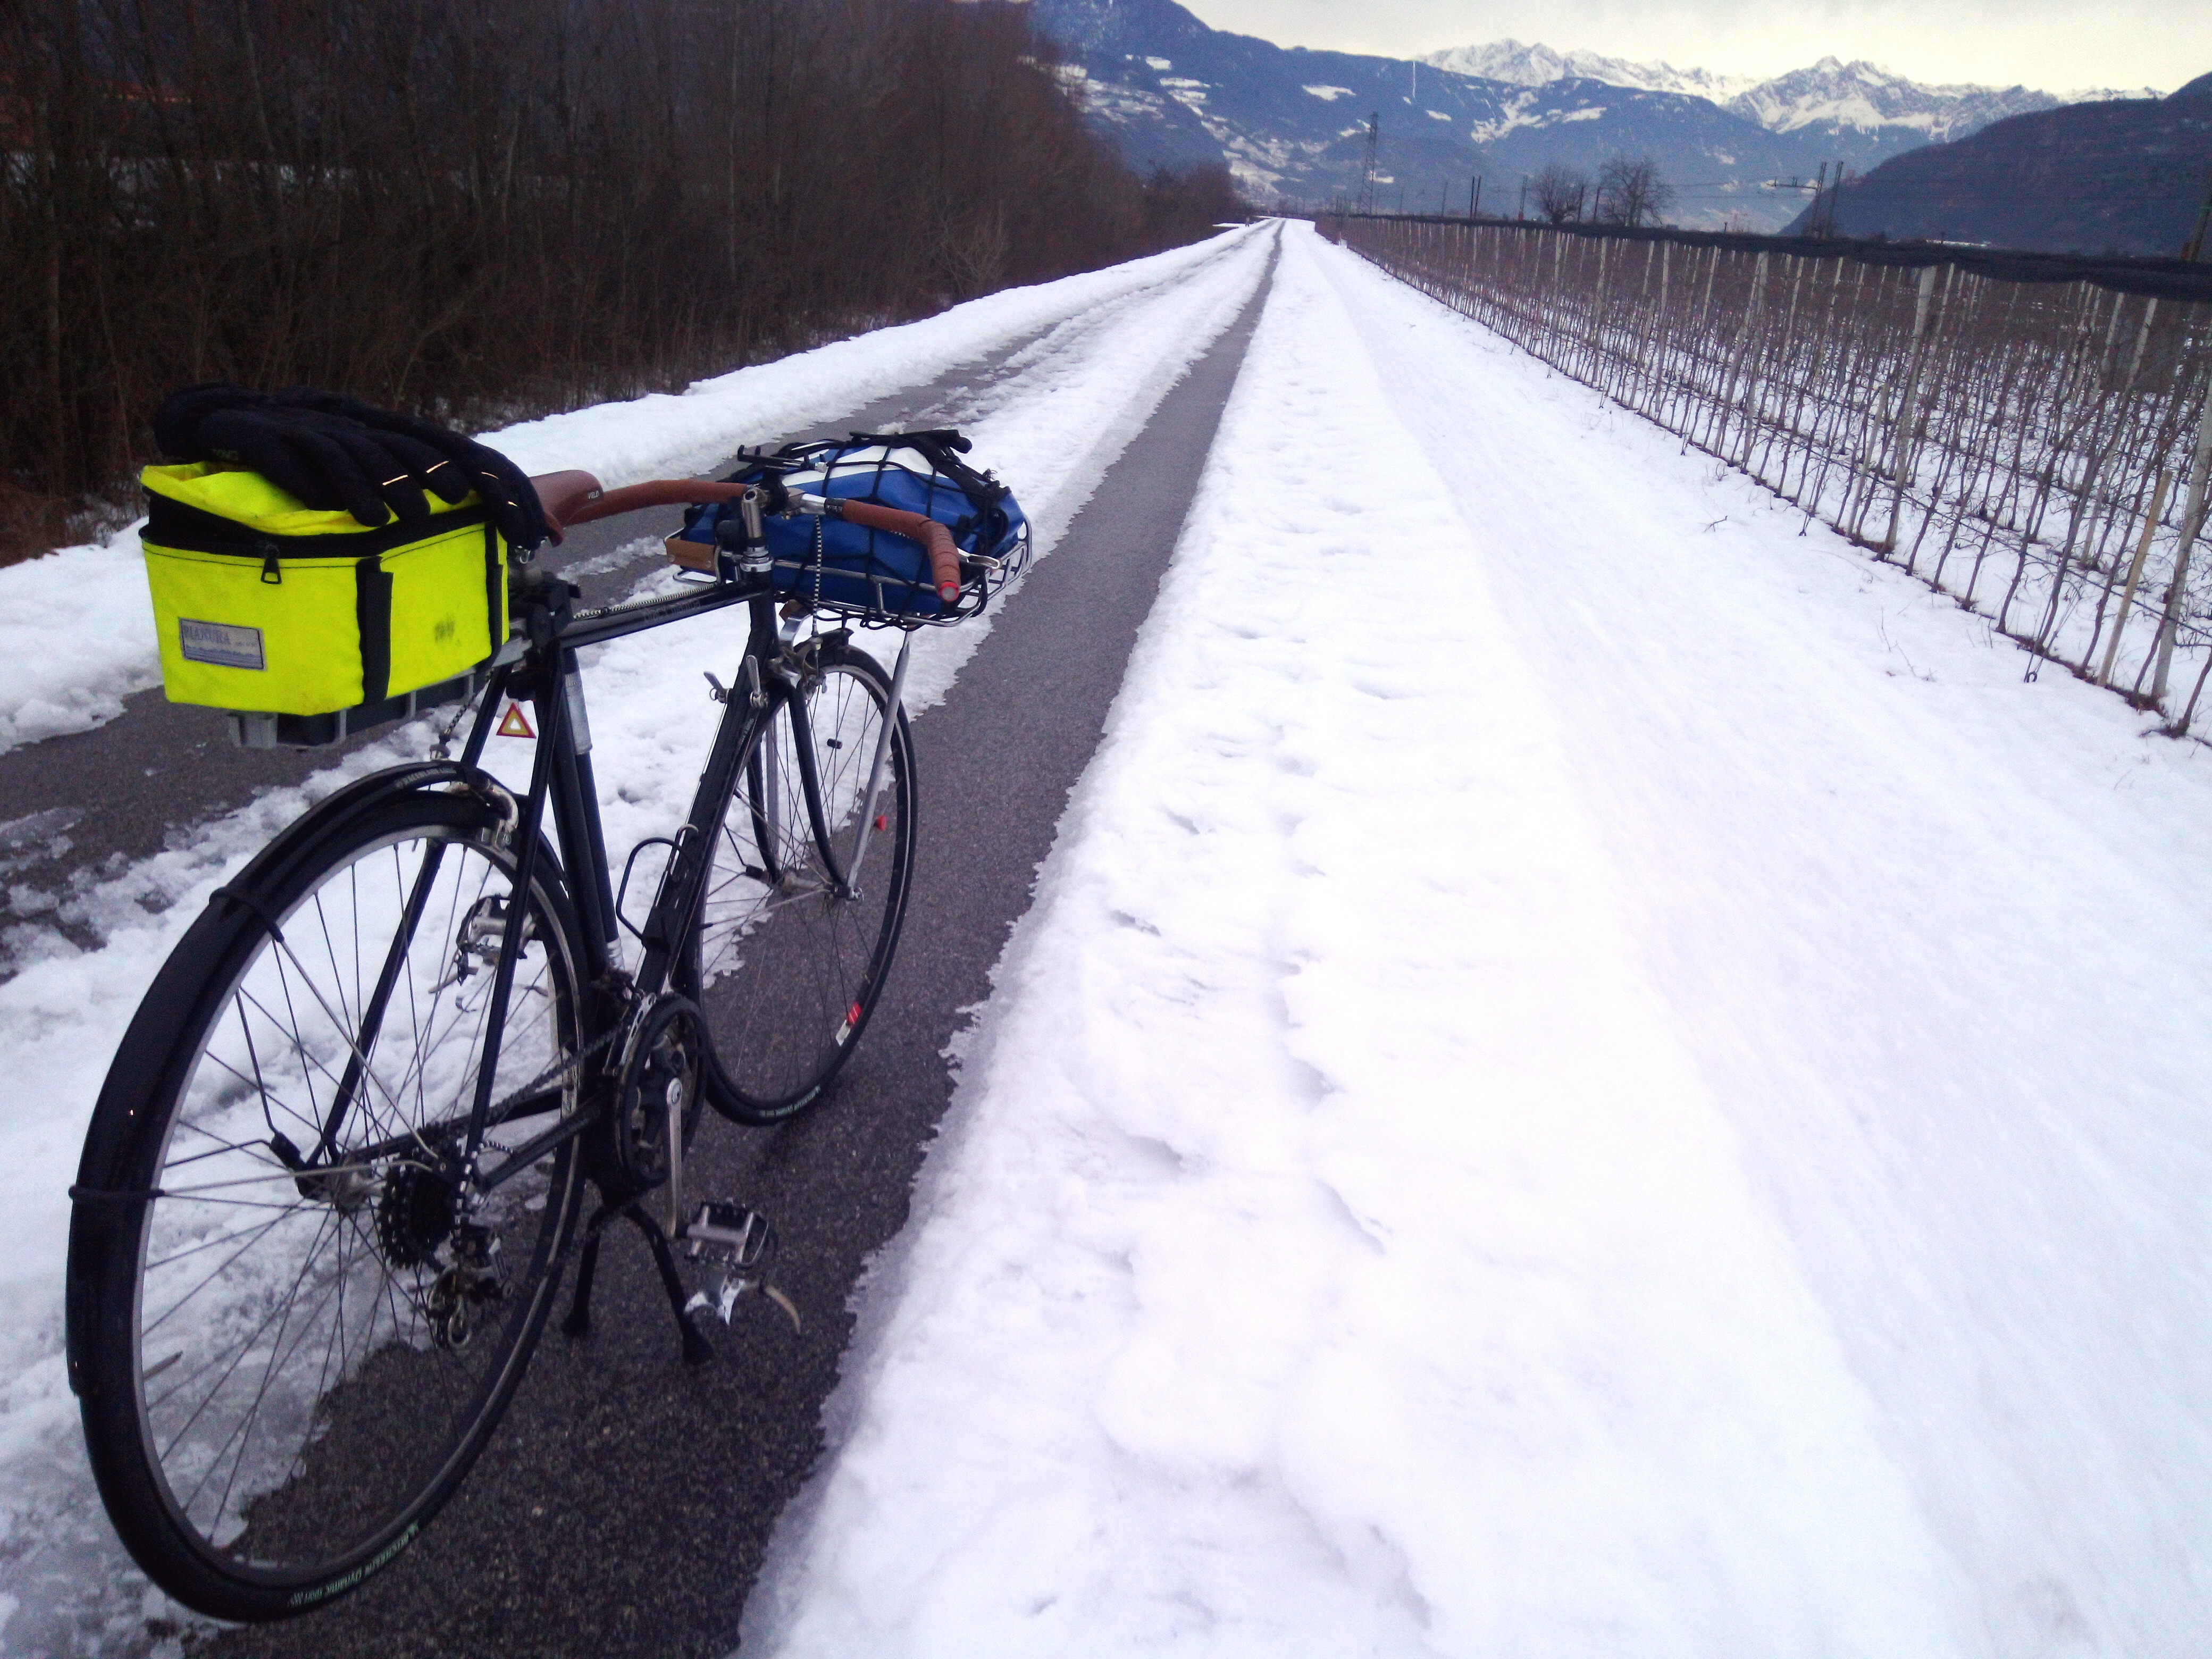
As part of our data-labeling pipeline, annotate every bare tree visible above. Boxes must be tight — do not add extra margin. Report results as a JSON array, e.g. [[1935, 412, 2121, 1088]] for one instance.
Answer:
[[1594, 155, 1678, 228], [0, 0, 1246, 556], [1530, 163, 1589, 225]]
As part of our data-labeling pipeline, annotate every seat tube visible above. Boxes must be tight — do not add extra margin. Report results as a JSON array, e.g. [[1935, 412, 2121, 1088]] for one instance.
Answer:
[[552, 648, 619, 959]]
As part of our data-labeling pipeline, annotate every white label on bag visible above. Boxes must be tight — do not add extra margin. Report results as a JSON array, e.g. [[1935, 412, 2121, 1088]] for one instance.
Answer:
[[179, 619, 265, 671]]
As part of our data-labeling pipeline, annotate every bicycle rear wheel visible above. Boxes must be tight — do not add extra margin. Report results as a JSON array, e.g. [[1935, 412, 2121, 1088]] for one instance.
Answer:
[[683, 638, 916, 1122], [68, 789, 586, 1621]]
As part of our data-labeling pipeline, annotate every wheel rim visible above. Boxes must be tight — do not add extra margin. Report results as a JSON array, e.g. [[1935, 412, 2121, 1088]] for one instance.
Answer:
[[693, 658, 911, 1111], [127, 822, 578, 1586]]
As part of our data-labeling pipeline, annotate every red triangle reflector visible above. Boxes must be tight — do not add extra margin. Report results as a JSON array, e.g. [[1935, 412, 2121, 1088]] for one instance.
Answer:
[[496, 702, 536, 739]]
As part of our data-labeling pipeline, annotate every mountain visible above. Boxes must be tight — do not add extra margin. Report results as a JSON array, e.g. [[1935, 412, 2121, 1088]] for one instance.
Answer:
[[1427, 40, 2164, 153], [1429, 40, 2165, 146], [1725, 58, 2059, 143], [1423, 40, 1759, 105], [1782, 73, 2212, 254], [1031, 0, 1823, 230], [1028, 0, 2158, 233]]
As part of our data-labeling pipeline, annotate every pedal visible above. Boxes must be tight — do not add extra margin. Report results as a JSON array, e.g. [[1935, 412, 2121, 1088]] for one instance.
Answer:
[[680, 1201, 774, 1270], [677, 1203, 801, 1333]]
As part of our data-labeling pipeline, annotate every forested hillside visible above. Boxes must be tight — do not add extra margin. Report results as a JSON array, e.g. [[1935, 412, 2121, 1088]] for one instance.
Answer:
[[0, 0, 1239, 555], [1786, 73, 2212, 253]]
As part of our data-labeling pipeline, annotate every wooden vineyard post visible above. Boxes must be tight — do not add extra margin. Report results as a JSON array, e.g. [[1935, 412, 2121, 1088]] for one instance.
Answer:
[[2148, 391, 2212, 706], [1338, 219, 2212, 728], [1881, 265, 1942, 555]]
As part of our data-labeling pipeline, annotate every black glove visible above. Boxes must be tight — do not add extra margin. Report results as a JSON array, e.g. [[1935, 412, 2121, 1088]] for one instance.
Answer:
[[153, 383, 547, 551], [274, 388, 548, 551]]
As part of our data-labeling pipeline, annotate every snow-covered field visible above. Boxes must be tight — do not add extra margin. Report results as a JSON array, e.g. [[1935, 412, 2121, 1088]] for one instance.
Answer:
[[743, 225, 2212, 1656], [0, 227, 1271, 1656], [8, 215, 2211, 1657]]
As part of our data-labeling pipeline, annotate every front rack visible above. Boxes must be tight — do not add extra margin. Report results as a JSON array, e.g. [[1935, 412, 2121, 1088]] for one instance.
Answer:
[[767, 515, 1031, 627]]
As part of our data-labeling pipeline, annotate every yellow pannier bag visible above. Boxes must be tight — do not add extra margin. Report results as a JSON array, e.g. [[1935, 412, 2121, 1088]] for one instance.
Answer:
[[140, 462, 508, 718]]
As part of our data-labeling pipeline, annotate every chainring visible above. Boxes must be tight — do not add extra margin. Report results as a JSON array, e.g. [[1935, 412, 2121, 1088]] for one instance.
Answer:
[[611, 994, 707, 1190]]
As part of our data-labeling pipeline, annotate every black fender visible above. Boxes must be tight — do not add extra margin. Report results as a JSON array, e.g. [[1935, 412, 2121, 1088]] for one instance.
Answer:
[[223, 760, 522, 902]]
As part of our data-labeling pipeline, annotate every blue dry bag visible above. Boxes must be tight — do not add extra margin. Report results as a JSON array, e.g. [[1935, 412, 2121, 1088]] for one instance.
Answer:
[[681, 430, 1027, 623]]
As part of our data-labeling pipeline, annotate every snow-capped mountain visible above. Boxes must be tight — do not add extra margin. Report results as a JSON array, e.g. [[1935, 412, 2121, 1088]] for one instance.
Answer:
[[1783, 71, 2212, 254], [1424, 41, 2163, 145], [1726, 58, 2058, 141], [1425, 40, 1760, 105], [2066, 86, 2169, 102], [1033, 0, 1823, 228], [1027, 0, 2185, 237]]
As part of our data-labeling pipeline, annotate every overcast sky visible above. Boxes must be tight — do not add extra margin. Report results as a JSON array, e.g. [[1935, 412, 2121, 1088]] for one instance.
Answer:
[[1178, 1, 2206, 96]]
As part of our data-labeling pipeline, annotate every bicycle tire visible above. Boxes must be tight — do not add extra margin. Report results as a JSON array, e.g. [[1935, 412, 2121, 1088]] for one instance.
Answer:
[[682, 637, 917, 1123], [68, 787, 588, 1621]]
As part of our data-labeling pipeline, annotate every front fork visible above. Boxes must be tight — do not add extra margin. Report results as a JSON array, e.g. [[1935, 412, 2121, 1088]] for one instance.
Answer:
[[842, 629, 913, 898]]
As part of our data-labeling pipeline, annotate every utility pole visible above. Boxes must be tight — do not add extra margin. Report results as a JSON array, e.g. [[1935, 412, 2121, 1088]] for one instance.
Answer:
[[1471, 174, 1482, 222], [1813, 162, 1850, 237], [1358, 114, 1380, 215], [1518, 176, 1527, 221]]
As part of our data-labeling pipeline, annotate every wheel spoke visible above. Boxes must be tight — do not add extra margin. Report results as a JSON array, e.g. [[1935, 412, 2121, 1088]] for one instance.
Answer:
[[685, 650, 913, 1119], [78, 801, 583, 1605]]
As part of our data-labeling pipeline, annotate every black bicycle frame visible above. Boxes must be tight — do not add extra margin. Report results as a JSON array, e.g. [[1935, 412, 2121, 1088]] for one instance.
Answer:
[[312, 569, 794, 1186]]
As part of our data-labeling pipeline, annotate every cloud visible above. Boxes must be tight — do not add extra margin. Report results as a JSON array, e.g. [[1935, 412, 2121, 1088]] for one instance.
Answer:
[[1183, 0, 2200, 94]]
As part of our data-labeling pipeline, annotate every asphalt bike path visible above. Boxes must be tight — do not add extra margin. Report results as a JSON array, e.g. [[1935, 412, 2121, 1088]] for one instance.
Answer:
[[0, 230, 1272, 1658], [195, 250, 1278, 1658]]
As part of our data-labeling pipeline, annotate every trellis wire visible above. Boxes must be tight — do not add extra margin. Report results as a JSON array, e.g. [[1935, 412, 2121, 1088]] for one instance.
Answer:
[[1324, 216, 2212, 733]]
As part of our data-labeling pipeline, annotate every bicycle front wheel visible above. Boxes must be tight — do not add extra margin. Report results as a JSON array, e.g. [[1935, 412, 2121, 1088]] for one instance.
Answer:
[[68, 789, 586, 1621], [684, 638, 917, 1122]]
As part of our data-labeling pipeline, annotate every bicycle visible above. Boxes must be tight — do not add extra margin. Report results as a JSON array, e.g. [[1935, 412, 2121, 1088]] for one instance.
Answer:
[[62, 440, 1023, 1621]]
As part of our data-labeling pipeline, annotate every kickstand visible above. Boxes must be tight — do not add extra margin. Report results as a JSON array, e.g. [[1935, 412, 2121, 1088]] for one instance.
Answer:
[[560, 1200, 716, 1368], [561, 1203, 616, 1340], [626, 1202, 716, 1367]]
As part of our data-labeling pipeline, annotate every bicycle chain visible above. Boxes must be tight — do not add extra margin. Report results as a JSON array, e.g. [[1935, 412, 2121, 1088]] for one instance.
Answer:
[[478, 1018, 622, 1135]]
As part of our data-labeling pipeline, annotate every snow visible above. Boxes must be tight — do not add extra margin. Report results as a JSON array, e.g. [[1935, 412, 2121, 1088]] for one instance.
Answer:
[[744, 223, 2212, 1656], [12, 210, 2212, 1654], [0, 523, 156, 753], [0, 232, 1264, 759], [0, 227, 1270, 1654]]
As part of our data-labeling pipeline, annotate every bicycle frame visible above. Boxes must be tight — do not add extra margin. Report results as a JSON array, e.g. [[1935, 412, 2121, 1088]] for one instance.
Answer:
[[66, 441, 988, 1622], [319, 561, 903, 1239]]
